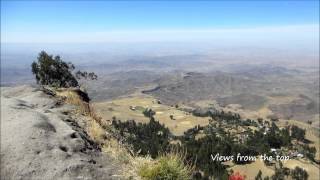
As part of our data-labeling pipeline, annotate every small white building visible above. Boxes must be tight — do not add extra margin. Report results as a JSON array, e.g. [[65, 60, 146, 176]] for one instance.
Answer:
[[129, 106, 136, 110], [270, 148, 277, 152], [297, 153, 304, 158]]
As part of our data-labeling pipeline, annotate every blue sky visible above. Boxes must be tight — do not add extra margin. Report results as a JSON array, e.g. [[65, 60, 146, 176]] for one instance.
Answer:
[[1, 1, 319, 43]]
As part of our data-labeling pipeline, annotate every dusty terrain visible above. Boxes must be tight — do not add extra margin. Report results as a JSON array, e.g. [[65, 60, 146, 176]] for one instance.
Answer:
[[0, 86, 120, 180]]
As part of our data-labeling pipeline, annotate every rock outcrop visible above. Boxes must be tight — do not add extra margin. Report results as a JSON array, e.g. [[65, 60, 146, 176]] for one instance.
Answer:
[[1, 85, 119, 180]]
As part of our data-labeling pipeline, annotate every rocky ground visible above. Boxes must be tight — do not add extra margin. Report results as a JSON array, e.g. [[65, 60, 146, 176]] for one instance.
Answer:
[[1, 85, 120, 180]]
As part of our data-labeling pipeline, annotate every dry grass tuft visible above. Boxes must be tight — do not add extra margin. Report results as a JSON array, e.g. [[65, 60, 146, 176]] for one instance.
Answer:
[[56, 89, 91, 115], [87, 119, 106, 144], [55, 88, 105, 125], [137, 152, 194, 180], [101, 134, 153, 179]]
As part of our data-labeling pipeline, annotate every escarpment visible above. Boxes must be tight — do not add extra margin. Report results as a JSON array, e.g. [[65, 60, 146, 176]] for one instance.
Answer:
[[0, 85, 120, 180]]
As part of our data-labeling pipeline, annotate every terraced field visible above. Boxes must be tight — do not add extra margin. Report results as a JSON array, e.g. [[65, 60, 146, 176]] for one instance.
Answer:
[[94, 94, 209, 136]]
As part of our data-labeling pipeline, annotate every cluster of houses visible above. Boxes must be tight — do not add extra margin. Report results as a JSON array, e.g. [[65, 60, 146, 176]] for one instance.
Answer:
[[270, 148, 304, 158]]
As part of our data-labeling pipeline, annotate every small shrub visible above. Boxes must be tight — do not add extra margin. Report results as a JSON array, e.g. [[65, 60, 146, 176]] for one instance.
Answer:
[[291, 125, 306, 141], [138, 153, 192, 180], [291, 166, 308, 180], [143, 108, 156, 118]]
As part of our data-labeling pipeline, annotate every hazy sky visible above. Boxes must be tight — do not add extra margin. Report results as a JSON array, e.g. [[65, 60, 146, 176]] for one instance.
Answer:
[[1, 1, 319, 44]]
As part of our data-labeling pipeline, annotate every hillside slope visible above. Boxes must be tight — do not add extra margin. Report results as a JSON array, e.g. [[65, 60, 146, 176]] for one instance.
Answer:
[[0, 86, 119, 180]]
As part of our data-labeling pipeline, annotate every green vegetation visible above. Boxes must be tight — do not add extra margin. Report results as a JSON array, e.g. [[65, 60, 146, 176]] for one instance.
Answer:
[[31, 51, 97, 88], [138, 154, 192, 180], [31, 51, 78, 88], [291, 125, 306, 141], [143, 108, 156, 118], [253, 162, 309, 180], [291, 166, 309, 180], [246, 124, 291, 152], [111, 118, 170, 158], [180, 128, 232, 178], [268, 162, 308, 180], [302, 144, 316, 162], [75, 70, 98, 80]]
